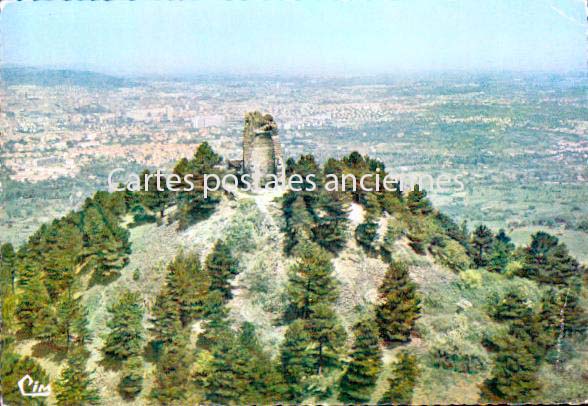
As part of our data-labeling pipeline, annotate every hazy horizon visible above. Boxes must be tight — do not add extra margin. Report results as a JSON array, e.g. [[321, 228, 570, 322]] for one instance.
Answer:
[[1, 0, 586, 76]]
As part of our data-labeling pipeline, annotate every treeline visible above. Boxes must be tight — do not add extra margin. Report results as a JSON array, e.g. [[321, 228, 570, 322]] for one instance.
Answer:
[[281, 152, 426, 403], [282, 151, 472, 272], [2, 147, 587, 404], [127, 142, 224, 230], [0, 142, 228, 404], [478, 229, 587, 403], [0, 189, 129, 403], [280, 241, 421, 404], [282, 151, 588, 404]]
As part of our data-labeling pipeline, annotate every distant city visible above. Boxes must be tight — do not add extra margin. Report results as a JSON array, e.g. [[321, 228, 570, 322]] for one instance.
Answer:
[[1, 67, 587, 261]]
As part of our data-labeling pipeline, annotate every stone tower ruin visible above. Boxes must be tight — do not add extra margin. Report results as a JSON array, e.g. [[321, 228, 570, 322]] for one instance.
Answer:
[[242, 111, 283, 185]]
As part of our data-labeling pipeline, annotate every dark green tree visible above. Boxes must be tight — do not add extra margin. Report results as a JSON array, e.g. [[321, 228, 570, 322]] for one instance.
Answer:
[[151, 332, 192, 403], [378, 350, 420, 405], [305, 303, 346, 375], [490, 290, 533, 322], [197, 291, 232, 350], [519, 231, 559, 281], [355, 218, 380, 256], [540, 286, 588, 338], [42, 220, 83, 298], [54, 290, 88, 351], [173, 143, 222, 229], [488, 229, 515, 273], [81, 205, 129, 284], [150, 290, 182, 346], [166, 251, 211, 324], [0, 242, 16, 293], [102, 290, 144, 361], [72, 303, 92, 346], [142, 170, 172, 219], [287, 242, 338, 320], [280, 319, 315, 402], [206, 240, 239, 301], [406, 185, 433, 216], [471, 224, 494, 268], [237, 322, 285, 403], [518, 232, 581, 286], [205, 334, 248, 404], [338, 317, 383, 404], [435, 212, 470, 249], [33, 303, 59, 344], [311, 192, 350, 254], [17, 274, 49, 336], [283, 193, 315, 254], [118, 356, 144, 400], [375, 261, 421, 344], [481, 333, 541, 403], [55, 353, 100, 405]]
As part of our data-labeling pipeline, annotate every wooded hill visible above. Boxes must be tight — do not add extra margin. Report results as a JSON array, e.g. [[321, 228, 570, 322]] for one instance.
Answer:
[[1, 144, 587, 405]]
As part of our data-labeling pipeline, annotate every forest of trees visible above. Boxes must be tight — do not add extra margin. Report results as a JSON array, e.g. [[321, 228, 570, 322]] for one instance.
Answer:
[[1, 147, 586, 404]]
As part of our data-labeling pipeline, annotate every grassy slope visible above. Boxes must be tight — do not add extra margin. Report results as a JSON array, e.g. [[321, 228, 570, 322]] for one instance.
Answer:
[[14, 192, 588, 405]]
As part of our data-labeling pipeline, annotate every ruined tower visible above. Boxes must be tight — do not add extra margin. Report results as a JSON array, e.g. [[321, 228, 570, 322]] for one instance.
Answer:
[[242, 111, 283, 185]]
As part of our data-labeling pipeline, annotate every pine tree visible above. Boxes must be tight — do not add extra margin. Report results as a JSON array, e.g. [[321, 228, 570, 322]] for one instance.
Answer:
[[46, 289, 88, 351], [102, 290, 144, 361], [311, 192, 350, 254], [197, 291, 232, 350], [490, 290, 533, 322], [540, 286, 588, 338], [172, 143, 222, 229], [435, 212, 469, 248], [81, 205, 129, 284], [142, 170, 172, 219], [488, 229, 514, 273], [378, 350, 419, 405], [406, 185, 433, 215], [539, 243, 581, 286], [280, 319, 315, 402], [287, 242, 338, 320], [375, 261, 421, 344], [0, 242, 16, 293], [559, 286, 588, 336], [355, 218, 380, 256], [55, 353, 100, 405], [166, 251, 210, 324], [33, 303, 60, 344], [518, 231, 581, 286], [205, 334, 249, 404], [305, 303, 346, 375], [42, 220, 83, 298], [72, 303, 92, 346], [118, 356, 144, 400], [471, 224, 494, 268], [519, 231, 558, 280], [338, 317, 383, 404], [538, 287, 563, 346], [283, 193, 315, 254], [150, 290, 182, 345], [151, 332, 192, 403], [237, 322, 285, 403], [481, 333, 541, 403], [206, 240, 239, 301], [17, 274, 49, 336]]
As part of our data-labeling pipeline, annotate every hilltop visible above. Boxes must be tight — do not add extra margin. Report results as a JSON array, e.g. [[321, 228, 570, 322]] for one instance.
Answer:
[[1, 136, 587, 405]]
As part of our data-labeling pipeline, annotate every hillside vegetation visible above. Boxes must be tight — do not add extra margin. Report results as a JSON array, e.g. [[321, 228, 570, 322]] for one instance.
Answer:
[[1, 143, 587, 405]]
